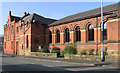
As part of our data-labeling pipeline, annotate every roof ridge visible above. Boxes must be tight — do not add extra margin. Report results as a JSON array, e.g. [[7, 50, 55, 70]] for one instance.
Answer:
[[59, 2, 118, 20], [11, 15, 21, 18], [33, 13, 57, 21], [49, 2, 119, 26]]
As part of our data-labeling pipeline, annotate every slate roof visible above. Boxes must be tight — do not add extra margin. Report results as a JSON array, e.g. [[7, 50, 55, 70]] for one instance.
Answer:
[[22, 13, 57, 25], [9, 12, 57, 25], [49, 2, 120, 26], [10, 16, 21, 22]]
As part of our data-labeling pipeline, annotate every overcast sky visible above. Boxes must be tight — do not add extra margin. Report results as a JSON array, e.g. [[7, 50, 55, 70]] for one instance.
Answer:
[[0, 2, 117, 35]]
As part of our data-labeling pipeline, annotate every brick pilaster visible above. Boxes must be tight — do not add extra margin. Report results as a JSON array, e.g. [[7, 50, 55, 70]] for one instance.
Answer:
[[69, 30, 75, 43], [81, 29, 87, 43], [60, 32, 64, 44]]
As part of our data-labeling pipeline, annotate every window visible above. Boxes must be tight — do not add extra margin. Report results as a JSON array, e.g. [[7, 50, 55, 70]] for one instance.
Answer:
[[103, 22, 107, 40], [26, 35, 29, 48], [88, 24, 94, 41], [4, 42, 6, 49], [20, 24, 23, 29], [22, 44, 23, 49], [65, 28, 70, 42], [76, 26, 81, 42], [49, 31, 52, 43], [11, 41, 14, 49], [56, 30, 60, 43], [17, 27, 19, 33], [12, 25, 14, 34]]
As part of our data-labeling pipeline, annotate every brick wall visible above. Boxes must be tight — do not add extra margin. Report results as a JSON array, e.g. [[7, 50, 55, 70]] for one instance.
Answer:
[[48, 17, 119, 51]]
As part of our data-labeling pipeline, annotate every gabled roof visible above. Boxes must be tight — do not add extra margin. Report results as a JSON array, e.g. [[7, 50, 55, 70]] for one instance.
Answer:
[[49, 2, 119, 26], [10, 16, 21, 22], [22, 13, 57, 25]]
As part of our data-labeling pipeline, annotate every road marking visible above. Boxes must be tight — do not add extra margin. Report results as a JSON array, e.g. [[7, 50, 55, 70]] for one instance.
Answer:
[[65, 69, 78, 71], [31, 63, 35, 64], [43, 65, 53, 67]]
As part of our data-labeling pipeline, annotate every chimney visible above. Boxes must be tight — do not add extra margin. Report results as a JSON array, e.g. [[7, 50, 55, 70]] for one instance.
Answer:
[[24, 12, 27, 16], [9, 11, 11, 16]]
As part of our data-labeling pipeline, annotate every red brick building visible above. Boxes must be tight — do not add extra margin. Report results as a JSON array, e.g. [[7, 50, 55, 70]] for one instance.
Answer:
[[4, 2, 120, 55]]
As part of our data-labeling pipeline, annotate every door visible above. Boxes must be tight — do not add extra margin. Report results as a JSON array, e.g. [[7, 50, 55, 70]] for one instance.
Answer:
[[16, 42, 19, 55]]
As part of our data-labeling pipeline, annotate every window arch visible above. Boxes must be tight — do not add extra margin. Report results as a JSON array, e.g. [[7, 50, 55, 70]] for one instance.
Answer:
[[65, 28, 70, 42], [49, 31, 52, 43], [75, 26, 81, 42], [103, 22, 107, 40], [88, 24, 94, 41], [56, 30, 60, 43]]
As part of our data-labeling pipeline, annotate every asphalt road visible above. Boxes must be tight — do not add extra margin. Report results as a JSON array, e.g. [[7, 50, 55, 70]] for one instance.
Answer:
[[1, 54, 119, 72]]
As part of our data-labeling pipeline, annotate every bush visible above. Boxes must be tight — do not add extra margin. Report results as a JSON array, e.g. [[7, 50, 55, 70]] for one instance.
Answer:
[[78, 47, 87, 55], [52, 47, 60, 56], [98, 49, 107, 56], [87, 49, 94, 55], [98, 50, 101, 56], [62, 45, 77, 54], [105, 47, 107, 52], [42, 45, 50, 53], [104, 47, 108, 55]]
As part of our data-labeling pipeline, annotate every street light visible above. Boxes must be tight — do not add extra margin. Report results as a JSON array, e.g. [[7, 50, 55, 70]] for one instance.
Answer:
[[101, 0, 105, 62]]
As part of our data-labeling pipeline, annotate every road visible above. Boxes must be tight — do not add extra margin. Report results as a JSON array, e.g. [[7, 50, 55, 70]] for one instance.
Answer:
[[1, 54, 119, 72]]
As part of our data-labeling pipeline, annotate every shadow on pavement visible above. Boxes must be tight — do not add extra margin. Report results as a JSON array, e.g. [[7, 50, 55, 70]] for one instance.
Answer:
[[57, 65, 98, 69], [94, 62, 111, 66], [85, 68, 120, 71], [2, 64, 68, 71]]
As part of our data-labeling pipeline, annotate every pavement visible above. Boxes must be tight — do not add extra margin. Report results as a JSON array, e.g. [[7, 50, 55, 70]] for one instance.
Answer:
[[2, 54, 119, 67], [1, 55, 119, 73]]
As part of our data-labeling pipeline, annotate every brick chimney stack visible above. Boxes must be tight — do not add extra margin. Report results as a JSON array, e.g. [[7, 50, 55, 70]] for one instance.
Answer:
[[24, 12, 27, 16], [9, 11, 11, 16]]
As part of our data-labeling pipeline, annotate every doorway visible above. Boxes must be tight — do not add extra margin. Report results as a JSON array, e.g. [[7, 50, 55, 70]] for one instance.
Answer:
[[16, 42, 19, 55]]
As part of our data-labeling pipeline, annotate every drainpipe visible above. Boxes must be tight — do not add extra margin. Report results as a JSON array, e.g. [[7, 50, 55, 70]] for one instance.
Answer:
[[53, 26, 54, 48]]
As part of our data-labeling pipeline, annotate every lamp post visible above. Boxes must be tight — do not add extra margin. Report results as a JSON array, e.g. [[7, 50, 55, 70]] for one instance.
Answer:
[[101, 0, 105, 62]]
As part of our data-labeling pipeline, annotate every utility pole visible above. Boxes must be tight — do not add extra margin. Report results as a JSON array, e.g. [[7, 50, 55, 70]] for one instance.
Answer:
[[101, 0, 105, 62]]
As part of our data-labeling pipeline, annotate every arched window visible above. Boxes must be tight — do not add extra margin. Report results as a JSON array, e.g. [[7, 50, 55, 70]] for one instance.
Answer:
[[65, 28, 69, 42], [56, 30, 60, 43], [88, 24, 94, 41], [12, 25, 13, 34], [76, 26, 81, 42], [49, 31, 52, 43], [103, 22, 107, 40], [26, 35, 29, 48]]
